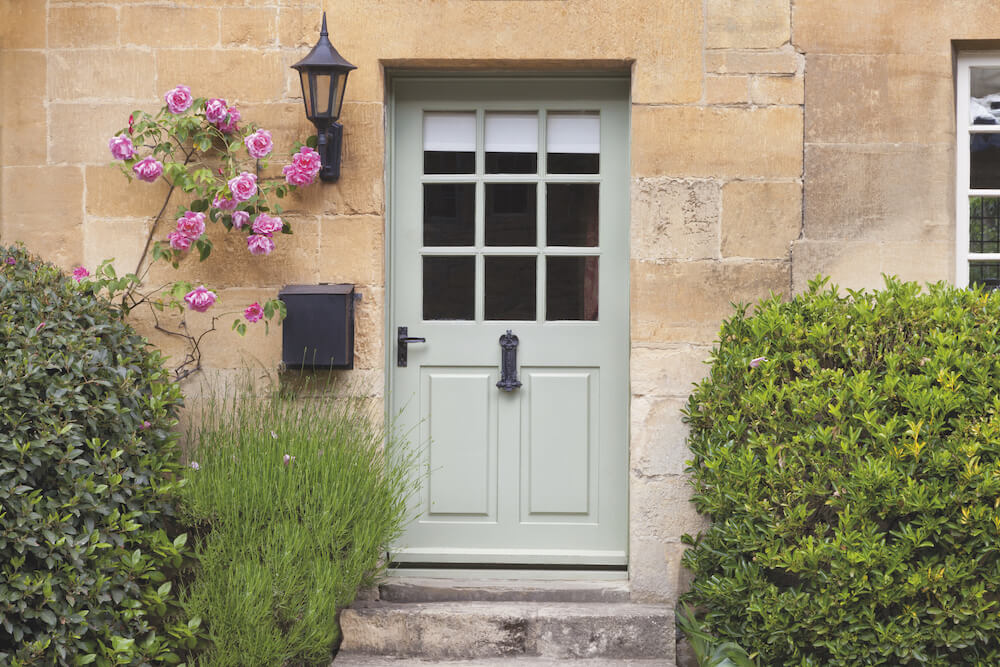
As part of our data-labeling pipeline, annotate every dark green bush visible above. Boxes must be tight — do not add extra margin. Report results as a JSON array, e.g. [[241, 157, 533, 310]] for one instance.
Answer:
[[682, 277, 1000, 666], [0, 245, 196, 665]]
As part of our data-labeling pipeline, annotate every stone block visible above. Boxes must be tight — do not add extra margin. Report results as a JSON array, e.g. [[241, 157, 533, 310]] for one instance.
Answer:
[[790, 239, 883, 293], [120, 6, 219, 48], [721, 181, 801, 259], [156, 50, 284, 104], [222, 7, 277, 47], [350, 286, 385, 372], [750, 74, 803, 105], [630, 396, 692, 477], [50, 103, 151, 165], [631, 178, 720, 262], [704, 75, 749, 104], [277, 6, 322, 49], [181, 287, 284, 370], [84, 164, 171, 219], [631, 260, 789, 344], [704, 48, 800, 75], [2, 166, 85, 269], [83, 218, 152, 276], [318, 215, 384, 287], [880, 241, 952, 285], [0, 51, 47, 166], [706, 0, 791, 49], [629, 539, 692, 605], [630, 346, 712, 397], [632, 106, 803, 179], [144, 215, 320, 290], [49, 6, 117, 48], [802, 143, 951, 243], [805, 54, 952, 145], [49, 50, 157, 101], [630, 474, 708, 541], [0, 1, 45, 49]]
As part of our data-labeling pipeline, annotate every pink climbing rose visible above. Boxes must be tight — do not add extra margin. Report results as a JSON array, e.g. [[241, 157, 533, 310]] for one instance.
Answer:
[[228, 171, 257, 202], [204, 98, 228, 125], [244, 302, 264, 323], [218, 107, 240, 134], [184, 285, 217, 312], [164, 85, 193, 114], [167, 230, 193, 251], [133, 156, 163, 183], [175, 211, 206, 240], [245, 129, 273, 159], [247, 234, 275, 256], [282, 146, 322, 186], [212, 194, 238, 211], [251, 213, 283, 237], [108, 135, 136, 160], [231, 210, 249, 229], [72, 266, 90, 282]]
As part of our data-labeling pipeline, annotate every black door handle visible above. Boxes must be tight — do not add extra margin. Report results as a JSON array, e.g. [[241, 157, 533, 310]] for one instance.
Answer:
[[397, 326, 426, 367]]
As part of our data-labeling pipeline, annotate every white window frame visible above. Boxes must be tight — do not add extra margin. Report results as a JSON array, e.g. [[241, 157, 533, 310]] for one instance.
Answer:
[[956, 53, 1000, 287]]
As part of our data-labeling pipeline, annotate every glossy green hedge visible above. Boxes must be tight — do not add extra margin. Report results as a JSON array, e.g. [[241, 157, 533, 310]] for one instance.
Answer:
[[0, 245, 195, 665], [682, 277, 1000, 666]]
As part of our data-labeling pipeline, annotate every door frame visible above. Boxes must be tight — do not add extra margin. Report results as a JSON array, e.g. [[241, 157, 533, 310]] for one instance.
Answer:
[[383, 71, 633, 569]]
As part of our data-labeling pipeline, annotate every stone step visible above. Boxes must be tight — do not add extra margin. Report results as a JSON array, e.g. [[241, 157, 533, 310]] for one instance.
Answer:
[[379, 577, 631, 604], [333, 656, 672, 666], [338, 601, 675, 662]]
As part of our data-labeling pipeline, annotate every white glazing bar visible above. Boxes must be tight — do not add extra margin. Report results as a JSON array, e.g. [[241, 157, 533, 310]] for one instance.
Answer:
[[968, 253, 1000, 261], [958, 58, 972, 287]]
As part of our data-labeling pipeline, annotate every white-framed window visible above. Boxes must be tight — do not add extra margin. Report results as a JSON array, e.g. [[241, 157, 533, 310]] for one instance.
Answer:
[[957, 53, 1000, 289]]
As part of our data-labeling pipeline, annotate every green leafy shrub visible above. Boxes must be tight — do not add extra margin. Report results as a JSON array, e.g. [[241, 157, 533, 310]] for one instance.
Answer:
[[682, 277, 1000, 665], [0, 245, 197, 665], [179, 375, 416, 666]]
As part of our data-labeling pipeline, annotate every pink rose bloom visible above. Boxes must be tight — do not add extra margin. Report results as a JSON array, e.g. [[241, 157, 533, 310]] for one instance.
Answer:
[[205, 98, 228, 124], [251, 213, 283, 236], [72, 266, 90, 282], [244, 302, 264, 323], [228, 171, 257, 202], [108, 135, 136, 161], [282, 164, 313, 187], [133, 156, 163, 183], [176, 210, 206, 239], [184, 285, 217, 312], [245, 129, 273, 159], [231, 210, 249, 229], [167, 230, 193, 251], [212, 194, 238, 211], [218, 107, 240, 134], [247, 234, 275, 256], [282, 146, 322, 186], [164, 85, 193, 114]]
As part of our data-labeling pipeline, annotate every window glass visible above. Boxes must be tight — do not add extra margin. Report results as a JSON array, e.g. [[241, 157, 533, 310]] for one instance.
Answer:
[[424, 112, 476, 174], [485, 112, 538, 174]]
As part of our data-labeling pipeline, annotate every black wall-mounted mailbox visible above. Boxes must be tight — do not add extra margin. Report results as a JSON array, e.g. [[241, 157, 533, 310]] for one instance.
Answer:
[[278, 284, 355, 369]]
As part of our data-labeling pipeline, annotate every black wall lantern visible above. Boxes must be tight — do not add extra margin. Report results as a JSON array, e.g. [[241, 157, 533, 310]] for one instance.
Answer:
[[291, 13, 356, 182]]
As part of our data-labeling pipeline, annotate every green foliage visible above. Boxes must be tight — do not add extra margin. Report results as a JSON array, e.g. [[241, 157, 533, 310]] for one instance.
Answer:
[[682, 276, 1000, 665], [179, 374, 417, 666], [677, 605, 755, 667], [0, 245, 199, 665]]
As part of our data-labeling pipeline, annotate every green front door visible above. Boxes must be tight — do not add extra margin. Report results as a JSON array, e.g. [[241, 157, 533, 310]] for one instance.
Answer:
[[389, 77, 629, 566]]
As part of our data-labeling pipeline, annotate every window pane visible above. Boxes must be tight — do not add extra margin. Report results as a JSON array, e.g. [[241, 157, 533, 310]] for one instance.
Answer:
[[970, 139, 1000, 189], [485, 112, 537, 174], [423, 256, 475, 320], [485, 257, 536, 320], [424, 184, 475, 247], [547, 257, 598, 321], [547, 183, 599, 247], [547, 112, 599, 174], [971, 68, 1000, 125], [424, 112, 476, 174], [970, 262, 1000, 291], [970, 197, 1000, 253], [486, 184, 536, 246]]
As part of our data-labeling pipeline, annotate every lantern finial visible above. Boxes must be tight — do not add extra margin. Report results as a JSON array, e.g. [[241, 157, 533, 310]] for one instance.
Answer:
[[320, 12, 328, 37]]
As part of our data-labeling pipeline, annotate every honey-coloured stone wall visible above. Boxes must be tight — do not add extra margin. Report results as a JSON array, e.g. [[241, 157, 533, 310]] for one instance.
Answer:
[[1, 0, 810, 608]]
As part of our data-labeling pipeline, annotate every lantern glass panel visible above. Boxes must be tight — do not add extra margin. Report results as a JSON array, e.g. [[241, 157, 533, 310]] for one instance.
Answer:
[[315, 73, 332, 116], [333, 73, 348, 120], [299, 71, 313, 117]]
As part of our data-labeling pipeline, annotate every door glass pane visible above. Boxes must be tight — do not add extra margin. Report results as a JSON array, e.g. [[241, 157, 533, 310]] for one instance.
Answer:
[[424, 112, 476, 174], [485, 112, 537, 174], [971, 139, 1000, 189], [970, 197, 1000, 253], [423, 256, 475, 320], [970, 262, 1000, 291], [424, 184, 475, 246], [486, 184, 536, 246], [547, 112, 599, 174], [547, 257, 598, 321], [547, 184, 599, 247], [485, 256, 536, 320]]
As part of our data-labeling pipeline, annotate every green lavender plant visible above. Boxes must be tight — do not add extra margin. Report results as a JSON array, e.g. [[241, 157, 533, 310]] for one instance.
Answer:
[[179, 374, 417, 666]]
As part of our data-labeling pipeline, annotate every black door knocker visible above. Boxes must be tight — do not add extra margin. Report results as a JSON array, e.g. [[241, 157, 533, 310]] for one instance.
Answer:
[[496, 330, 522, 392]]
